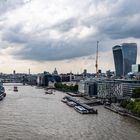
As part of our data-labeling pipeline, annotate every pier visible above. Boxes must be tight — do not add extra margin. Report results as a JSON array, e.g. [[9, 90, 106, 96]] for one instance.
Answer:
[[63, 96, 98, 114]]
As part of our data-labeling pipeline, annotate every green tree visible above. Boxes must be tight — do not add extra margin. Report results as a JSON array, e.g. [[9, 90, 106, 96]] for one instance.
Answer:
[[132, 88, 140, 98], [120, 100, 129, 108], [54, 83, 78, 92], [135, 102, 140, 115], [126, 101, 135, 110]]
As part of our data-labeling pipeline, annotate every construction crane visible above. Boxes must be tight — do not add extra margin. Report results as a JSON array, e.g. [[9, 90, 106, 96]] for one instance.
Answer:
[[95, 41, 99, 77]]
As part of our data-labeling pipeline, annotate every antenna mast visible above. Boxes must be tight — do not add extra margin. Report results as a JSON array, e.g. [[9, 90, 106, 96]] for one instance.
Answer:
[[95, 41, 99, 77]]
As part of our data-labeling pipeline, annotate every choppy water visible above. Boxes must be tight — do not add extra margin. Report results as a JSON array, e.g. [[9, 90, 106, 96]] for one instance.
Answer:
[[0, 83, 140, 140]]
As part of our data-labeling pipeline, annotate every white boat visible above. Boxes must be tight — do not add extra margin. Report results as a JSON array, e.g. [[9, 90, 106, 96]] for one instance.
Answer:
[[61, 98, 68, 103], [45, 90, 53, 94], [74, 106, 89, 114], [66, 101, 77, 107]]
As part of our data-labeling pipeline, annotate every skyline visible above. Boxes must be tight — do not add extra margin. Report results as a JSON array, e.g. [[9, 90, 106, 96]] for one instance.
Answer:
[[0, 0, 140, 74]]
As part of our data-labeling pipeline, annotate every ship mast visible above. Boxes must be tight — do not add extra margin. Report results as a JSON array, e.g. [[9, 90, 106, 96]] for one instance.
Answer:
[[95, 41, 99, 77]]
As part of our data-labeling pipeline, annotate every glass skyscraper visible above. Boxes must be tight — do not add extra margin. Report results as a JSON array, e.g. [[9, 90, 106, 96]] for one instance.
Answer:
[[112, 43, 137, 76]]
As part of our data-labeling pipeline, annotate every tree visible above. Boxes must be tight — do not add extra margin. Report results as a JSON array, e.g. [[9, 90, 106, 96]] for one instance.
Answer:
[[126, 101, 135, 110], [132, 88, 140, 98], [54, 83, 78, 92], [120, 100, 129, 108]]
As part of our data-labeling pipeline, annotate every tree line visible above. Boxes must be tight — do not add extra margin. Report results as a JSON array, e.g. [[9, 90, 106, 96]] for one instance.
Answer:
[[120, 87, 140, 116], [54, 83, 78, 92]]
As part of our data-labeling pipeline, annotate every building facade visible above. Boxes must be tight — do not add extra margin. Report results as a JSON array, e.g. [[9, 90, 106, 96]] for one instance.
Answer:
[[97, 79, 140, 100], [132, 64, 140, 73], [112, 43, 137, 77], [78, 79, 98, 97], [79, 78, 140, 101], [115, 79, 140, 97], [97, 80, 122, 99], [37, 71, 61, 86]]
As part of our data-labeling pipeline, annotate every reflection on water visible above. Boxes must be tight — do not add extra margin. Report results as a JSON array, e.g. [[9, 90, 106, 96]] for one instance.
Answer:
[[0, 83, 140, 140]]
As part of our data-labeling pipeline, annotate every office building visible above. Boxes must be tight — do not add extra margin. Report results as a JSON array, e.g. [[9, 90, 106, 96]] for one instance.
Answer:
[[78, 79, 98, 97], [112, 43, 137, 76], [132, 64, 140, 73]]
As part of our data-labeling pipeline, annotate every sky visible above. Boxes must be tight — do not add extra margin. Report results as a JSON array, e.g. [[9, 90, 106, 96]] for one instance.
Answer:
[[0, 0, 140, 74]]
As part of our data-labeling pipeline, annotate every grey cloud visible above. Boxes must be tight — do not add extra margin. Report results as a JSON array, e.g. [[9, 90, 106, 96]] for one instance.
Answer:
[[0, 0, 28, 15], [12, 39, 98, 61], [112, 0, 140, 17], [52, 18, 77, 32], [97, 16, 140, 39], [1, 0, 140, 62], [81, 0, 140, 40], [95, 0, 140, 39], [1, 17, 100, 61], [2, 24, 29, 43]]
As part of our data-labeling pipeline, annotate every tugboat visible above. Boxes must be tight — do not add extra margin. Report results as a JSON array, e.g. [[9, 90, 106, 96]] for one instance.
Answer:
[[13, 86, 18, 92]]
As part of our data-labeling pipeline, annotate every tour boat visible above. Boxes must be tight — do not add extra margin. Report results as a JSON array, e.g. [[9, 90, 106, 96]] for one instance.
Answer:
[[74, 106, 89, 114], [13, 86, 18, 92]]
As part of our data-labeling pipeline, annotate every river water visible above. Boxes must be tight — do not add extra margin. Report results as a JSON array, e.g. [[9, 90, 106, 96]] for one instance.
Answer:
[[0, 83, 140, 140]]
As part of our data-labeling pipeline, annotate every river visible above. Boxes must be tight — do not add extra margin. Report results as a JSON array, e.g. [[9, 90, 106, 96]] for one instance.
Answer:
[[0, 83, 140, 140]]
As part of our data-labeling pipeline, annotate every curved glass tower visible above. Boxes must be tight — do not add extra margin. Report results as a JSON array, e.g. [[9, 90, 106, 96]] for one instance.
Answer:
[[112, 43, 137, 76]]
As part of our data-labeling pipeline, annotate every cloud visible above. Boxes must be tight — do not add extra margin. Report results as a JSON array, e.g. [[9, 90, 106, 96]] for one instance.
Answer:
[[0, 0, 140, 63], [112, 0, 140, 17], [2, 24, 29, 43], [0, 0, 30, 15], [96, 0, 140, 39], [11, 38, 98, 61], [52, 18, 77, 32]]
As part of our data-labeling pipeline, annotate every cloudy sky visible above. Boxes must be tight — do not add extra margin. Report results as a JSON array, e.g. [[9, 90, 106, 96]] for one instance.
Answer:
[[0, 0, 140, 74]]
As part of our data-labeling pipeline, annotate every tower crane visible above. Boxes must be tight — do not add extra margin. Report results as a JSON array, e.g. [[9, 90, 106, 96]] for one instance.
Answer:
[[95, 41, 99, 77]]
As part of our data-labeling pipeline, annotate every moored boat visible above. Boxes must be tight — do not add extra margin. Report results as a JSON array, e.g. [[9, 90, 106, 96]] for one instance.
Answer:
[[0, 93, 4, 101], [74, 106, 89, 114], [3, 92, 6, 97], [66, 101, 77, 107], [61, 98, 68, 103], [45, 90, 53, 94], [0, 84, 6, 101], [62, 96, 98, 114]]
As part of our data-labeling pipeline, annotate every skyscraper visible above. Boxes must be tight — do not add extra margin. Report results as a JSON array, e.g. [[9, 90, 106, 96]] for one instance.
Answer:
[[112, 43, 137, 76]]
